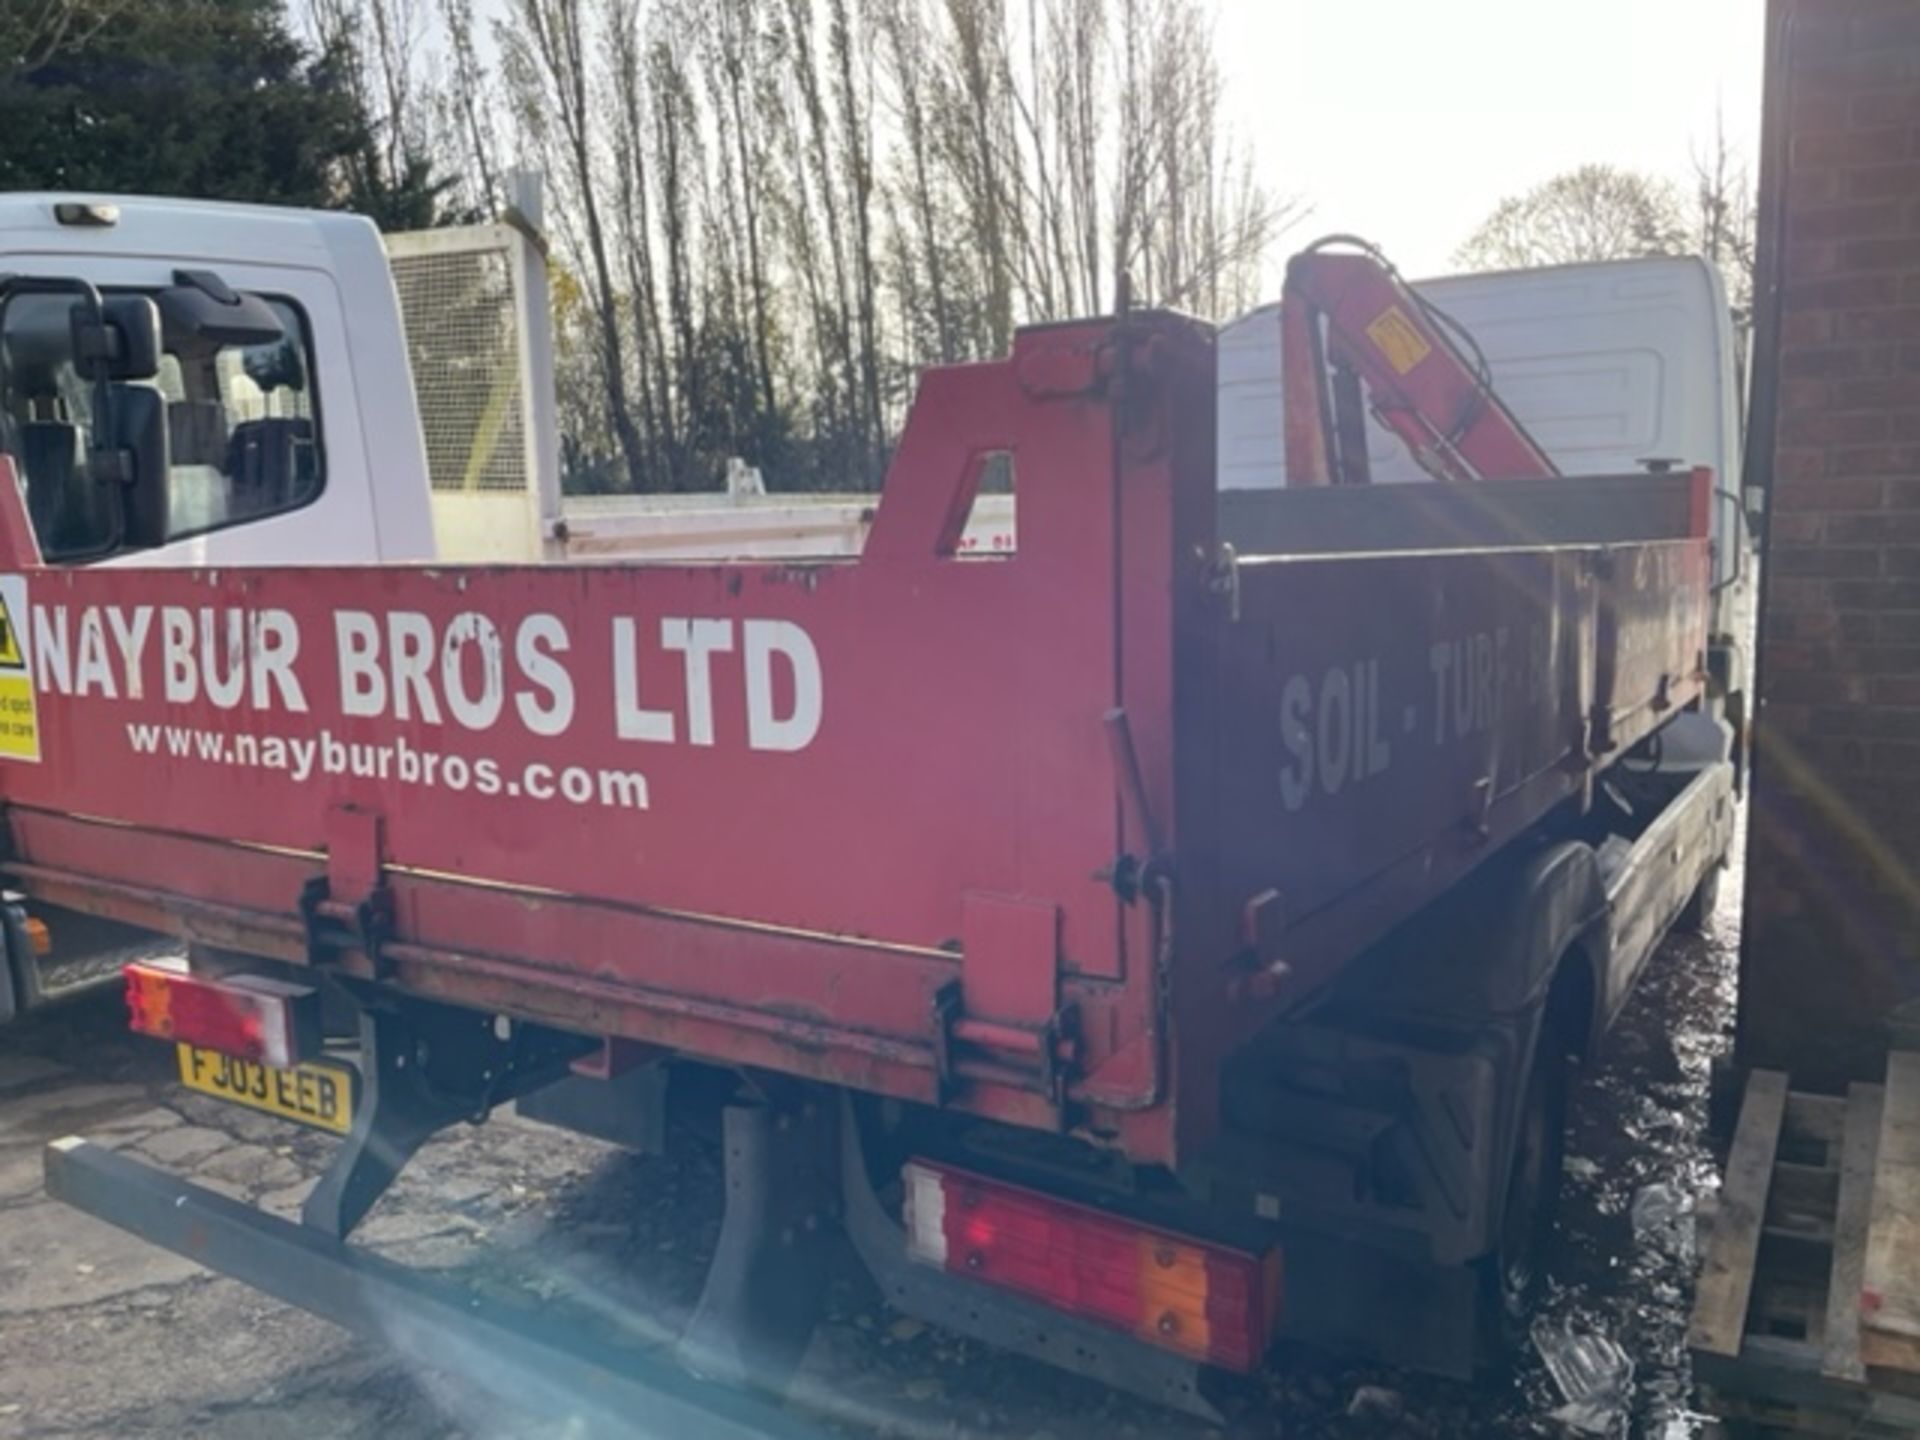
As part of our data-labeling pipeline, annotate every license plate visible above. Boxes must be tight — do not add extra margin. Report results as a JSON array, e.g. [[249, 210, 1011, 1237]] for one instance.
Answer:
[[175, 1044, 356, 1134]]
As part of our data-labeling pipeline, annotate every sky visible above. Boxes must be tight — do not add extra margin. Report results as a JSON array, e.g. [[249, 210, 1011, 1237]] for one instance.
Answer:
[[1215, 0, 1768, 278]]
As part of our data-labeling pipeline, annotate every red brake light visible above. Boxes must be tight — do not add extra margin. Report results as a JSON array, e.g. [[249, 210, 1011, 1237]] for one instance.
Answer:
[[902, 1158, 1282, 1372], [124, 963, 319, 1068]]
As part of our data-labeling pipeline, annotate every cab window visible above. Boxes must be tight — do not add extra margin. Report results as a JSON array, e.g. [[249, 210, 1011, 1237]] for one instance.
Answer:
[[0, 286, 323, 561]]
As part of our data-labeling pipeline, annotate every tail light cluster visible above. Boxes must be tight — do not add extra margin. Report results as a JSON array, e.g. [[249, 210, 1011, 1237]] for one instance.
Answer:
[[124, 962, 320, 1069], [902, 1158, 1281, 1372]]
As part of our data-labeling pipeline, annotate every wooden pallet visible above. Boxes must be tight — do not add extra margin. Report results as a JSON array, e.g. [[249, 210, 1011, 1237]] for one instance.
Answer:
[[1691, 1060, 1920, 1437], [1862, 1050, 1920, 1388]]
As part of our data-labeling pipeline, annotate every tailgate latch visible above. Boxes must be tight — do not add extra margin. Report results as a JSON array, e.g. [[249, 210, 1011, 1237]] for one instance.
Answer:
[[933, 893, 1079, 1119], [299, 804, 394, 978], [932, 981, 1078, 1117]]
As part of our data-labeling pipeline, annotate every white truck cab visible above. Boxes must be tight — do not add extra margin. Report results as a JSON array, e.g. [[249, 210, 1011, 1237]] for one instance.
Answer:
[[0, 192, 434, 566]]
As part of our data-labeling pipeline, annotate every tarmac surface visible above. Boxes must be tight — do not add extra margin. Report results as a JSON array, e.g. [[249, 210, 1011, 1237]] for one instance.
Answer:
[[0, 847, 1742, 1440]]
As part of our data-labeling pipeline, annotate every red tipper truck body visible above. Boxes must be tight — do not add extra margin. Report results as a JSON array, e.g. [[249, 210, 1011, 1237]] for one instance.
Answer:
[[20, 306, 1732, 1422]]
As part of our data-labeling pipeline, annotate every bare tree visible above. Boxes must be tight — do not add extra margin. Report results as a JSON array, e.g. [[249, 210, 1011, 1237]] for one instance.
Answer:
[[464, 0, 1295, 493], [0, 0, 128, 78], [437, 0, 503, 216], [934, 0, 1021, 351], [1456, 164, 1688, 271], [604, 0, 673, 475], [784, 0, 866, 472], [646, 20, 704, 483], [961, 0, 1290, 322], [304, 0, 457, 224], [876, 0, 961, 360], [1692, 115, 1758, 316], [500, 0, 647, 492], [705, 0, 780, 415], [827, 0, 885, 470]]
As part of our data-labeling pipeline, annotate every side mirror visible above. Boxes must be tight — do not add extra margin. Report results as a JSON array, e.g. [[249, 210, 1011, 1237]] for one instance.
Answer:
[[98, 383, 170, 549], [71, 294, 161, 382], [0, 277, 171, 555]]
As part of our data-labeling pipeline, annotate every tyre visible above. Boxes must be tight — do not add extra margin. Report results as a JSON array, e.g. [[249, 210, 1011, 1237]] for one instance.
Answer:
[[1676, 863, 1723, 934], [1480, 1025, 1569, 1353]]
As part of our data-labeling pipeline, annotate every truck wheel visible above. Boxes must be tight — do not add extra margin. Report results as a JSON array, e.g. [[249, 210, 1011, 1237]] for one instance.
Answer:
[[1676, 864, 1723, 934], [1483, 1029, 1568, 1344]]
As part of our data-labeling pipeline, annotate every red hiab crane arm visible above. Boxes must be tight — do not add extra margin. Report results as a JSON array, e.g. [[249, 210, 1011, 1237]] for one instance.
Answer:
[[1280, 235, 1560, 486]]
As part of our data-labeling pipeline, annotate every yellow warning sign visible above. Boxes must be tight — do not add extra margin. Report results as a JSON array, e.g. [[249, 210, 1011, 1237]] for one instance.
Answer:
[[1365, 305, 1433, 376], [0, 604, 21, 669], [0, 577, 40, 763]]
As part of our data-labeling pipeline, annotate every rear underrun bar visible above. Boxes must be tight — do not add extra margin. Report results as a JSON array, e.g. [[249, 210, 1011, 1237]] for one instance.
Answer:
[[43, 1137, 830, 1440]]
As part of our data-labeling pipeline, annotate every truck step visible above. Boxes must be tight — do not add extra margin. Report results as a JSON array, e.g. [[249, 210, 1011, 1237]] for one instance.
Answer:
[[11, 925, 178, 1015], [30, 948, 131, 1002]]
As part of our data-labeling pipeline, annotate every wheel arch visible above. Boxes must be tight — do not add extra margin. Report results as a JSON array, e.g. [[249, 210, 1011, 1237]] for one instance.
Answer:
[[1543, 934, 1602, 1065], [1508, 841, 1610, 1052], [1348, 837, 1610, 1052]]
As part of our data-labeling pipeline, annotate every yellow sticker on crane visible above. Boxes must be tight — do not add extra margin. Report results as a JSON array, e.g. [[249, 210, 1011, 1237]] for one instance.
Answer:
[[0, 577, 40, 763], [1365, 305, 1432, 376]]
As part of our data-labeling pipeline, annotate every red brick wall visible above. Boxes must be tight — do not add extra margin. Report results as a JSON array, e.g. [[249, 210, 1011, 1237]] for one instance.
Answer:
[[1742, 0, 1920, 1087]]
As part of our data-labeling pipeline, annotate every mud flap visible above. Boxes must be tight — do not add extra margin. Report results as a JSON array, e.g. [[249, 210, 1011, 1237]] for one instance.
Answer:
[[304, 1001, 591, 1239], [678, 1097, 842, 1393]]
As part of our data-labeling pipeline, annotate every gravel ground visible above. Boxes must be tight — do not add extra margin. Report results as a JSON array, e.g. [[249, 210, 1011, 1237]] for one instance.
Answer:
[[0, 846, 1741, 1440]]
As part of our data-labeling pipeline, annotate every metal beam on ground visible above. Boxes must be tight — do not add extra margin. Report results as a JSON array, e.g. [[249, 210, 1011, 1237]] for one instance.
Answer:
[[44, 1137, 832, 1440]]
